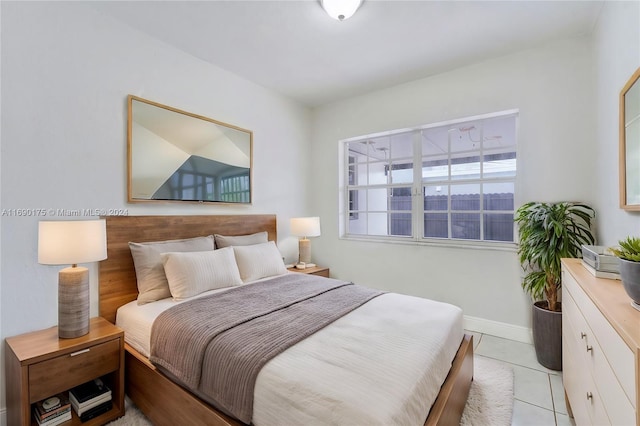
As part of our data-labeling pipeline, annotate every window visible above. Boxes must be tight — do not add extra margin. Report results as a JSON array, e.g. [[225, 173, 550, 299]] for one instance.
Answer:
[[348, 156, 359, 219], [343, 111, 517, 245]]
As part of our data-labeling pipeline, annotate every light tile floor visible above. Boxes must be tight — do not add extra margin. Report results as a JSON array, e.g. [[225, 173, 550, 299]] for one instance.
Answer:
[[466, 331, 576, 426]]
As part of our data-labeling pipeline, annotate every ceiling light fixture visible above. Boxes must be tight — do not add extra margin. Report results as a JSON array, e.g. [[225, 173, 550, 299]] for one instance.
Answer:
[[321, 0, 363, 21]]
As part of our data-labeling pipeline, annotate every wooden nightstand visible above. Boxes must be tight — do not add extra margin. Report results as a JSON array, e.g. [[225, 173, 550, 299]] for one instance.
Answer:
[[4, 317, 125, 426], [287, 265, 330, 278]]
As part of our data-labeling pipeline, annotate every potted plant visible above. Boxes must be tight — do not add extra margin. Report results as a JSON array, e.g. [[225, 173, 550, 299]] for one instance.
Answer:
[[610, 237, 640, 307], [515, 201, 595, 370]]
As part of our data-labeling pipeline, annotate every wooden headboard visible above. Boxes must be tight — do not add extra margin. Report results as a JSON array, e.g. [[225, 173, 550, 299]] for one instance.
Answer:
[[98, 215, 277, 323]]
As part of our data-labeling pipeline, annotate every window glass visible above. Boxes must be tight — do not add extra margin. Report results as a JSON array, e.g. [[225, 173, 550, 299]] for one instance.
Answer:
[[424, 212, 448, 238], [452, 213, 481, 240], [451, 184, 480, 211], [484, 214, 514, 242], [424, 185, 448, 211], [389, 187, 413, 211], [345, 111, 517, 245], [484, 182, 515, 211], [390, 212, 412, 237]]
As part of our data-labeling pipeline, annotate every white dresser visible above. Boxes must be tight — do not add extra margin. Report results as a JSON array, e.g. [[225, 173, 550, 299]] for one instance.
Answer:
[[562, 258, 640, 426]]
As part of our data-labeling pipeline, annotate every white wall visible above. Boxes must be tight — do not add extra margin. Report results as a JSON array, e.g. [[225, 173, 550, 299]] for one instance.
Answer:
[[0, 3, 310, 421], [593, 1, 640, 245], [2, 1, 639, 424], [311, 36, 597, 337], [0, 1, 3, 421]]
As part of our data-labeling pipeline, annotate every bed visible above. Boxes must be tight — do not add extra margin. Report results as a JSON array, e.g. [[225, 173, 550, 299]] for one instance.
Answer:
[[98, 215, 473, 426]]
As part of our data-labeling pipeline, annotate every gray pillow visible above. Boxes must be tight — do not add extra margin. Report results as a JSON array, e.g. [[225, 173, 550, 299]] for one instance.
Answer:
[[214, 231, 268, 248], [129, 235, 215, 304]]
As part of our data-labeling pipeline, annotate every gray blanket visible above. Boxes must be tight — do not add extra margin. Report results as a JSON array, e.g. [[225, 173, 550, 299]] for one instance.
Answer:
[[150, 273, 383, 424]]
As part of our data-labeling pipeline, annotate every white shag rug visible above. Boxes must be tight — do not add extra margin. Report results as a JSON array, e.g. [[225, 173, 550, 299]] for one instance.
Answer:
[[106, 397, 151, 426], [461, 356, 515, 426], [108, 355, 513, 426]]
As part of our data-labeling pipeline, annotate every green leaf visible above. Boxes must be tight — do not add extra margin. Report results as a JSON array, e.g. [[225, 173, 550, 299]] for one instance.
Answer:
[[515, 201, 595, 306], [611, 236, 640, 261]]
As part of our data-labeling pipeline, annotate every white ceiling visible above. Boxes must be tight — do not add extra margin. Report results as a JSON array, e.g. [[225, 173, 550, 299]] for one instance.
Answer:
[[91, 0, 604, 107]]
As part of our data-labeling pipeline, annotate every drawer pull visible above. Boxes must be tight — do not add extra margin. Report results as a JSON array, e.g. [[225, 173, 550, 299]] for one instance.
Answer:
[[586, 345, 593, 352], [580, 332, 587, 339], [586, 392, 593, 400], [69, 349, 90, 357]]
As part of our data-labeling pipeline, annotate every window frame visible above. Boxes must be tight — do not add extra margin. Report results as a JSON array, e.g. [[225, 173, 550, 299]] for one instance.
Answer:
[[341, 109, 518, 250]]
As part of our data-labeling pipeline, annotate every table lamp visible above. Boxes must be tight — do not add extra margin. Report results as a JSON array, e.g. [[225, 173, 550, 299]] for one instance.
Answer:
[[38, 219, 107, 338], [290, 217, 321, 265]]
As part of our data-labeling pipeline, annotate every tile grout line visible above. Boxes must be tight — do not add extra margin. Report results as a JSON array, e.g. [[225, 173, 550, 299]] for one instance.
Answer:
[[547, 373, 559, 426], [513, 397, 557, 413]]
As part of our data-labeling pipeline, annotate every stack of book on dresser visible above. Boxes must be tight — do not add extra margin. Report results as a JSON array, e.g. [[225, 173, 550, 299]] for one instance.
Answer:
[[69, 378, 112, 422], [581, 245, 621, 280], [33, 393, 71, 426]]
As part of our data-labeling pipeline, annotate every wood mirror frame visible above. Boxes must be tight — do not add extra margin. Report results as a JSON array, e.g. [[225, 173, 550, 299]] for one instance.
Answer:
[[127, 95, 253, 204], [620, 67, 640, 210]]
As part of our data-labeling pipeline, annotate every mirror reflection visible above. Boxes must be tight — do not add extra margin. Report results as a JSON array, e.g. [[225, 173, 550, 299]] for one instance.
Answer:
[[620, 68, 640, 210], [128, 95, 252, 204]]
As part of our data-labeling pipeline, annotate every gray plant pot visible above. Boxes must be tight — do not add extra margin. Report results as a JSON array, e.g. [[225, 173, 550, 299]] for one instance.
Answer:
[[532, 301, 562, 371], [618, 259, 640, 304]]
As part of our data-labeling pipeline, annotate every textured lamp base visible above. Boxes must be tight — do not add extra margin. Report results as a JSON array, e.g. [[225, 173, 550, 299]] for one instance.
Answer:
[[58, 266, 90, 339], [298, 238, 312, 264]]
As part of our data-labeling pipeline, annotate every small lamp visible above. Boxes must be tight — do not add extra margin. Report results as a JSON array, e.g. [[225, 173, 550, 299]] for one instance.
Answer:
[[38, 220, 107, 339], [290, 217, 321, 265]]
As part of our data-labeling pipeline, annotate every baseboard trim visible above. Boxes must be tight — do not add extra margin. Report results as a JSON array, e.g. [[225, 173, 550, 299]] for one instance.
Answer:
[[464, 315, 533, 344]]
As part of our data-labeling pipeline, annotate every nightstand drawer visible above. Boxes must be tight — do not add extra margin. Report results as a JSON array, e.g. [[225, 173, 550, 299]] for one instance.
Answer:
[[29, 338, 120, 403]]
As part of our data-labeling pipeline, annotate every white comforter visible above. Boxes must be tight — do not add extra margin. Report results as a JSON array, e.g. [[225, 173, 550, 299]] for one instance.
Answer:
[[117, 277, 463, 426]]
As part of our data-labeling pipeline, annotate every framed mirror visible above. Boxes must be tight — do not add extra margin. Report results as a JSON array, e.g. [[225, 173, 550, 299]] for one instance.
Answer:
[[128, 95, 253, 204], [620, 68, 640, 210]]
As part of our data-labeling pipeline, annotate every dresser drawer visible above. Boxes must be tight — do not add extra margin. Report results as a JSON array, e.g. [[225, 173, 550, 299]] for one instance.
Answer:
[[563, 322, 609, 426], [581, 360, 612, 426], [29, 338, 120, 403], [587, 328, 636, 425], [564, 273, 636, 407], [564, 287, 636, 424], [561, 260, 640, 426]]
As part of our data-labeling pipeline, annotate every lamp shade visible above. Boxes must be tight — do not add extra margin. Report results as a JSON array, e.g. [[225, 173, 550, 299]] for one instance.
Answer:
[[290, 217, 321, 238], [38, 220, 107, 265], [321, 0, 362, 21]]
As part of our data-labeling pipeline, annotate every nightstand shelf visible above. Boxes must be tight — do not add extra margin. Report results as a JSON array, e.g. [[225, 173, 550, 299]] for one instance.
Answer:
[[5, 317, 125, 426], [287, 265, 330, 278]]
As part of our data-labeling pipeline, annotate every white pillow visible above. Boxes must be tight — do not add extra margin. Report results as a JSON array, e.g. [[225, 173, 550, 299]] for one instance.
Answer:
[[233, 241, 287, 282], [160, 247, 242, 300], [129, 235, 215, 304]]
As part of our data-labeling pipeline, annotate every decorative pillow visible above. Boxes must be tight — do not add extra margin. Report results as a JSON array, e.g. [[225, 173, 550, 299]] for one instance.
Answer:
[[129, 235, 215, 305], [233, 241, 287, 282], [214, 231, 268, 248], [160, 247, 242, 300]]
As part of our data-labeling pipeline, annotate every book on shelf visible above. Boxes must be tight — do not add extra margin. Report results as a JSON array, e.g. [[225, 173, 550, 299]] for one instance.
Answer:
[[79, 400, 113, 422], [581, 260, 621, 280], [33, 408, 71, 426], [69, 377, 112, 407], [33, 393, 71, 423], [71, 392, 112, 416]]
